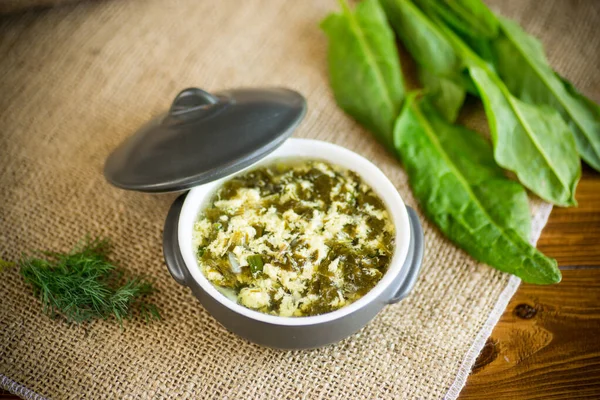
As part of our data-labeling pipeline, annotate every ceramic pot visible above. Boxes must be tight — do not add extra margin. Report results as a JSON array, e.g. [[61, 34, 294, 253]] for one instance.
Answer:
[[162, 138, 424, 349]]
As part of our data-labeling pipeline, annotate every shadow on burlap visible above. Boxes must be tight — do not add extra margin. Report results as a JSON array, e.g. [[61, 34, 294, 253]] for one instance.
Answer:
[[0, 1, 598, 398]]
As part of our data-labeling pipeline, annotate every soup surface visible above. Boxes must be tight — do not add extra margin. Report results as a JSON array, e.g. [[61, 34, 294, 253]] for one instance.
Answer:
[[193, 160, 395, 316]]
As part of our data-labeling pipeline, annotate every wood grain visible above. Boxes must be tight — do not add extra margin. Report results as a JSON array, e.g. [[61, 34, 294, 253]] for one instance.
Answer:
[[460, 269, 600, 399], [461, 165, 600, 399], [537, 168, 600, 267]]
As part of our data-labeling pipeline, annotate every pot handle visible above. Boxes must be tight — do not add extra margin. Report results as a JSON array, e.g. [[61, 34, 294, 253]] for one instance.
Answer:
[[387, 206, 424, 304], [163, 193, 190, 287]]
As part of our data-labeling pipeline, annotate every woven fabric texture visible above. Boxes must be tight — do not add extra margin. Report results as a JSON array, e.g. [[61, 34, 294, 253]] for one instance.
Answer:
[[0, 1, 598, 399], [0, 0, 83, 14]]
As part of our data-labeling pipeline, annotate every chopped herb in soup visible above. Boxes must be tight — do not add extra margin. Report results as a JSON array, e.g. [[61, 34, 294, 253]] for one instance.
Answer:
[[193, 160, 395, 317]]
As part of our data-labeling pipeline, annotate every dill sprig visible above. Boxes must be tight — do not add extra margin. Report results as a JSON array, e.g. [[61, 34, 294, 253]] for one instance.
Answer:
[[18, 236, 161, 325]]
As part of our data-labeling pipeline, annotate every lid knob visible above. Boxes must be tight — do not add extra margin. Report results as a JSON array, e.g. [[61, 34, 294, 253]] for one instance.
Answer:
[[169, 88, 219, 116]]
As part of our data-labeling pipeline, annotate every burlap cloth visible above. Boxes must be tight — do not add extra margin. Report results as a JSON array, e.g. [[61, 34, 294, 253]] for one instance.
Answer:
[[0, 0, 81, 15], [0, 1, 598, 399]]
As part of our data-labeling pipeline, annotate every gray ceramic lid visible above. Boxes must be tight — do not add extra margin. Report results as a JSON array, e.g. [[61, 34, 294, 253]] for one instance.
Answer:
[[104, 87, 306, 192]]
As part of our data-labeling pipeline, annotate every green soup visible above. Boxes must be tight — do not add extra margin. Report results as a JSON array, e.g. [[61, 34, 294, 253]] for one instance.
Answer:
[[193, 160, 395, 317]]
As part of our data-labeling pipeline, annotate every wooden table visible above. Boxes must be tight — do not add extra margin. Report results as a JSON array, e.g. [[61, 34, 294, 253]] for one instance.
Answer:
[[461, 166, 600, 399], [2, 173, 598, 399]]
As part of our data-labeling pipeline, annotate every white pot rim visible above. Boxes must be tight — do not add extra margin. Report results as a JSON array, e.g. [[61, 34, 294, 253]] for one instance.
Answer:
[[178, 138, 411, 326]]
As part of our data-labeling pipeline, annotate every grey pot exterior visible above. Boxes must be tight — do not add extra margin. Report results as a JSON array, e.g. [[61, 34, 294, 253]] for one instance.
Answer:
[[164, 194, 424, 350]]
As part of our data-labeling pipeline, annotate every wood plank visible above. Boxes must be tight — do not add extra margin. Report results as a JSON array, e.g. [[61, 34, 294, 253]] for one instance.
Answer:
[[537, 167, 600, 267], [460, 268, 600, 399], [461, 165, 600, 399]]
